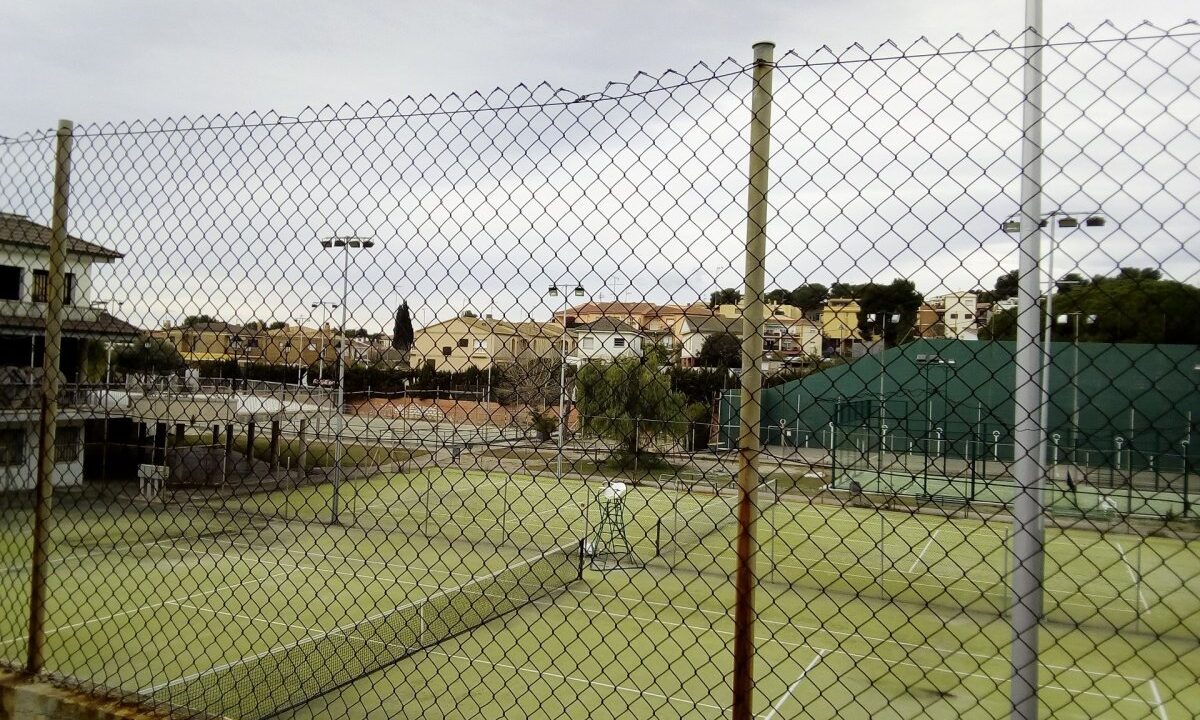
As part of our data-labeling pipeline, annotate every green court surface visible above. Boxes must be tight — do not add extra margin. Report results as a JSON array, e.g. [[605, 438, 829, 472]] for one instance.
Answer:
[[834, 468, 1198, 520], [0, 468, 1197, 719], [284, 569, 1200, 720]]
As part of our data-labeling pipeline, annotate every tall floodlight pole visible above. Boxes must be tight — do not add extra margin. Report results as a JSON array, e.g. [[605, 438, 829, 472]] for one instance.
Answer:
[[310, 300, 340, 384], [732, 41, 774, 720], [548, 285, 585, 478], [319, 236, 374, 524], [1010, 4, 1047, 718], [1004, 213, 1105, 474]]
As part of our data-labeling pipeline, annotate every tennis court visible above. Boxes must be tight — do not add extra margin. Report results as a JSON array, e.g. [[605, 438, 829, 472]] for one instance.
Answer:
[[0, 494, 580, 719], [282, 559, 1196, 719], [1, 468, 1196, 718], [834, 468, 1198, 519]]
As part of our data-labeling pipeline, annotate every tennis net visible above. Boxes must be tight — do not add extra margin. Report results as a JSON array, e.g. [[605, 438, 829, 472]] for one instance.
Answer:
[[145, 540, 583, 719], [655, 476, 778, 562]]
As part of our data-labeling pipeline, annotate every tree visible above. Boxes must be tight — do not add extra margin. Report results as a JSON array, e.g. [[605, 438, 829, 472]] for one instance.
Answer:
[[575, 352, 688, 468], [392, 301, 415, 352], [764, 288, 791, 305], [855, 279, 923, 343], [267, 320, 288, 330], [709, 288, 742, 308], [788, 283, 829, 313], [987, 270, 1019, 303], [980, 269, 1200, 344], [527, 409, 558, 442], [698, 332, 742, 368], [1118, 267, 1162, 282], [113, 338, 185, 374], [495, 358, 569, 409], [181, 314, 217, 327]]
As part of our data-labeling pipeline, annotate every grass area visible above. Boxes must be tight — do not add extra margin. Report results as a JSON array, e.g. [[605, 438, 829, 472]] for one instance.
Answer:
[[1, 468, 1196, 719], [178, 433, 426, 469]]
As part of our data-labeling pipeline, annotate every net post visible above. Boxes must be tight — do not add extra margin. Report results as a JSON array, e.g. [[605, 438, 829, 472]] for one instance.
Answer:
[[732, 40, 774, 720], [27, 118, 74, 674], [1010, 3, 1048, 717]]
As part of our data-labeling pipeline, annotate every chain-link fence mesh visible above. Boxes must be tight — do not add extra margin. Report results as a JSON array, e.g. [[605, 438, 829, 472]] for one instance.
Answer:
[[0, 20, 1197, 720]]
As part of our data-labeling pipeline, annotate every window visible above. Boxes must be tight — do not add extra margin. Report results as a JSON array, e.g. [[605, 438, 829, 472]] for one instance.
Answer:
[[965, 313, 974, 319], [55, 427, 81, 462], [765, 339, 778, 351], [29, 271, 73, 304], [0, 429, 23, 466], [581, 338, 595, 350], [458, 338, 469, 348], [612, 337, 626, 348], [949, 313, 958, 319], [441, 346, 452, 357], [0, 265, 20, 301], [474, 339, 487, 350], [32, 270, 47, 302]]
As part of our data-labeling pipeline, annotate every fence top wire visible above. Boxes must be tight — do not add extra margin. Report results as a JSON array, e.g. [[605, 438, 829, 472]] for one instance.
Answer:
[[5, 20, 1189, 142], [774, 20, 1200, 70]]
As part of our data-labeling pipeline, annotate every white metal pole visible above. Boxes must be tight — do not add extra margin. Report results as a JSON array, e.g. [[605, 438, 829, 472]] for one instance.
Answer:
[[1010, 3, 1047, 718], [556, 294, 568, 478], [1072, 313, 1080, 455], [331, 245, 349, 524], [1039, 219, 1056, 470]]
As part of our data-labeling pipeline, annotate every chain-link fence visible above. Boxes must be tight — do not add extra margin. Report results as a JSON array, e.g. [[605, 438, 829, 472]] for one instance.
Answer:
[[0, 20, 1197, 720]]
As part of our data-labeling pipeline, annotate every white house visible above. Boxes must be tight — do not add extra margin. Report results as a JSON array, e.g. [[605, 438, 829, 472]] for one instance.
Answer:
[[0, 212, 139, 490], [925, 291, 980, 340], [569, 318, 644, 364]]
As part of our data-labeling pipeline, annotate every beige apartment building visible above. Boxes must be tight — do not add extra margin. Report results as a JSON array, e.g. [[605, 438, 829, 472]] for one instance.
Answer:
[[410, 315, 562, 372]]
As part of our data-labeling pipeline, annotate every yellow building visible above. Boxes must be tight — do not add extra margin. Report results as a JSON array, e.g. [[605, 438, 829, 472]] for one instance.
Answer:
[[410, 315, 562, 372], [819, 298, 861, 341]]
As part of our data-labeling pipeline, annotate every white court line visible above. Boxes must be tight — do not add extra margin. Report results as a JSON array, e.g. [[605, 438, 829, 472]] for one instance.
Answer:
[[167, 601, 324, 637], [566, 586, 1153, 685], [763, 650, 830, 720], [428, 648, 726, 714], [1149, 678, 1169, 720], [1115, 541, 1151, 613], [908, 530, 940, 574], [0, 566, 294, 647], [544, 594, 1144, 706], [219, 537, 476, 583]]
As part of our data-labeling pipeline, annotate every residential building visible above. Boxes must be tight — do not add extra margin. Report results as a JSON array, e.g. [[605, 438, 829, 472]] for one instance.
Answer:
[[918, 292, 981, 340], [0, 212, 140, 490], [819, 298, 861, 343], [410, 314, 562, 372], [677, 314, 744, 368], [569, 318, 644, 364]]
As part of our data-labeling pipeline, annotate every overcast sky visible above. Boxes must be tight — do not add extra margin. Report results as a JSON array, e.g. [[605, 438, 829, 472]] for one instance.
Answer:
[[2, 2, 1196, 332], [3, 0, 1192, 133]]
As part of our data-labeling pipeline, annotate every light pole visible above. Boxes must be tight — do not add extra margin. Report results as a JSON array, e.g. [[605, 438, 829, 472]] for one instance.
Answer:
[[1004, 211, 1105, 473], [548, 284, 585, 478], [309, 300, 340, 384], [1056, 311, 1097, 459], [318, 235, 375, 524], [866, 312, 899, 460]]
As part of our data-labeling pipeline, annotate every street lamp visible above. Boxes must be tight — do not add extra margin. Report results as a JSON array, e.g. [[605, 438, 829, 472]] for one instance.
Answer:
[[1003, 210, 1106, 472], [317, 235, 375, 524], [548, 284, 585, 478]]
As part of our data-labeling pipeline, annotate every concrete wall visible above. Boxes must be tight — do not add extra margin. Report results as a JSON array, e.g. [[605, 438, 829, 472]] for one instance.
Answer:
[[0, 421, 84, 491]]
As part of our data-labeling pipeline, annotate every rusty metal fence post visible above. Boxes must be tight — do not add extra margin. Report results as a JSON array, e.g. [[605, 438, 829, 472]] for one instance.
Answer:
[[731, 41, 774, 720], [27, 118, 74, 673]]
